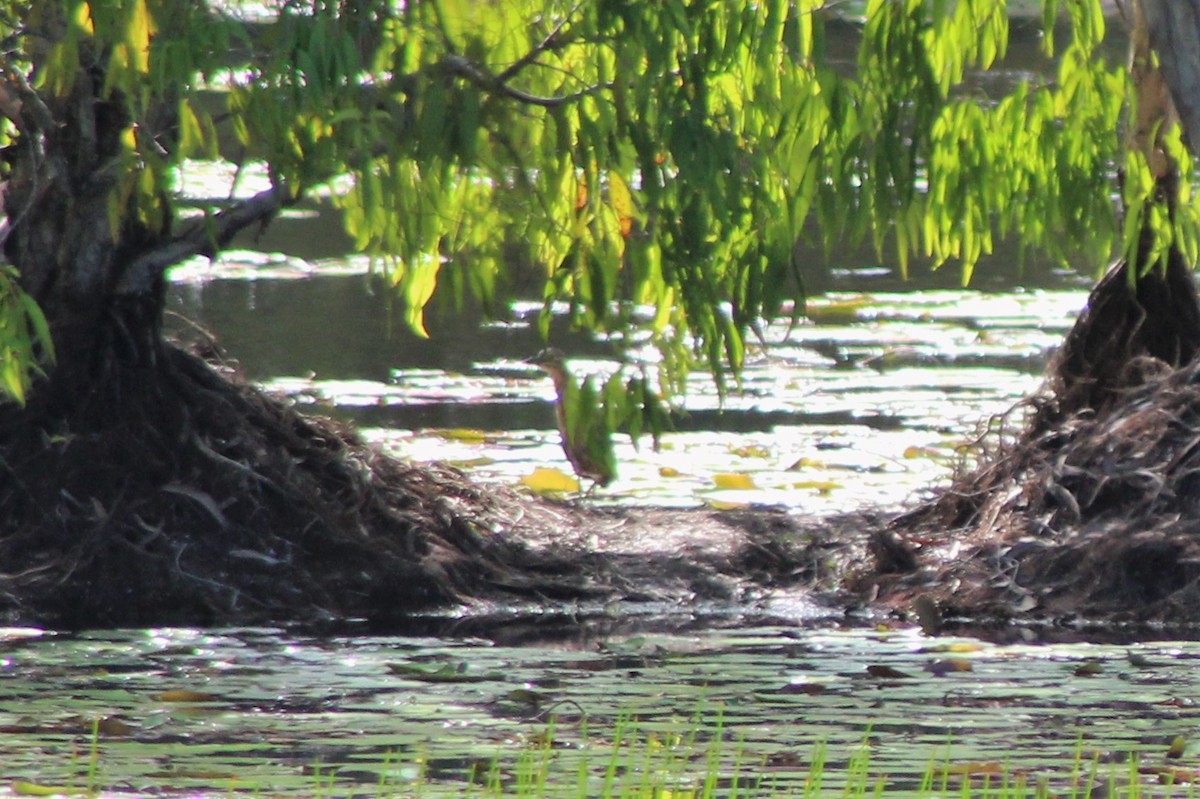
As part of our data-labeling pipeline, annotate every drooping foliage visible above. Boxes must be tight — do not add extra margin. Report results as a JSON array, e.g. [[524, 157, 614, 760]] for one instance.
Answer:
[[0, 0, 1188, 404]]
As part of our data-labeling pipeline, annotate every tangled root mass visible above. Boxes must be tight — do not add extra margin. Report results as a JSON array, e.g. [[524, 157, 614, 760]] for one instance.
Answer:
[[884, 246, 1200, 623]]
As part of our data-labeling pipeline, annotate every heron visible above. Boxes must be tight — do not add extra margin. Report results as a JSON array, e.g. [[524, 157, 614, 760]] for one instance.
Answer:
[[526, 348, 617, 489]]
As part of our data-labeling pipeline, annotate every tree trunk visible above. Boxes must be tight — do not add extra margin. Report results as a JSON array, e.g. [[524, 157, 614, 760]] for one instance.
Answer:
[[1140, 1, 1200, 152], [874, 2, 1200, 619], [1037, 225, 1200, 428], [1036, 0, 1200, 426]]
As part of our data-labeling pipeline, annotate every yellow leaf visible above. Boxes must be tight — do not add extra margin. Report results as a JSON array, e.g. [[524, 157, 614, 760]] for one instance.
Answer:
[[127, 0, 156, 73], [918, 642, 984, 654], [705, 499, 748, 510], [69, 2, 94, 35], [791, 480, 841, 494], [609, 172, 634, 237], [435, 428, 488, 443], [658, 466, 680, 477], [711, 473, 756, 490], [178, 99, 204, 157], [521, 467, 579, 494], [574, 172, 588, 211], [903, 445, 942, 459], [730, 444, 770, 458], [2, 360, 25, 405], [402, 257, 440, 338], [786, 457, 823, 470]]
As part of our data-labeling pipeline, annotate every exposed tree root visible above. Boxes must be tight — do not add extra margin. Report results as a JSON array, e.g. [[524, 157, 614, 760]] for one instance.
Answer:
[[875, 247, 1200, 624], [1034, 242, 1200, 426], [0, 340, 574, 627], [0, 338, 858, 629]]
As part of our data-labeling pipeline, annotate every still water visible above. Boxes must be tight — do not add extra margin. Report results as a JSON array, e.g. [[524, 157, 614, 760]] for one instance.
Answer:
[[0, 245, 1160, 795], [4, 624, 1200, 796], [5, 6, 1173, 793], [9, 245, 1192, 796], [16, 41, 1130, 782], [166, 242, 1086, 513]]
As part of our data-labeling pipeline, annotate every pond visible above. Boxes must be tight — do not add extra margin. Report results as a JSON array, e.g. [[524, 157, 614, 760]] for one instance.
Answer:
[[48, 220, 1162, 798], [81, 130, 1160, 795], [5, 624, 1200, 797], [16, 8, 1157, 790], [166, 239, 1087, 514]]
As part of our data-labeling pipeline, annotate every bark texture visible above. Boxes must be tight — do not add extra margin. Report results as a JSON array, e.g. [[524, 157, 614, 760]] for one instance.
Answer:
[[1142, 1, 1200, 150]]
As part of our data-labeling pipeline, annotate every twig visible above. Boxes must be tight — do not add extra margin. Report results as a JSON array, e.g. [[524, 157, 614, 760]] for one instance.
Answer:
[[495, 6, 581, 84]]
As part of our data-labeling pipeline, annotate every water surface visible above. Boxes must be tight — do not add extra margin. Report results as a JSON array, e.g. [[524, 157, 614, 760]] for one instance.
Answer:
[[3, 625, 1198, 797]]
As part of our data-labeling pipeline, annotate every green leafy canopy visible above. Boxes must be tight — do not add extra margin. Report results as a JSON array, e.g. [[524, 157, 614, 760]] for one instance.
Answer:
[[0, 0, 1183, 405]]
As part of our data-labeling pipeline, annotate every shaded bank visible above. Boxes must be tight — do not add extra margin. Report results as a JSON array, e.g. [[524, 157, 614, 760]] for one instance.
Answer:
[[0, 336, 864, 629], [867, 242, 1200, 626]]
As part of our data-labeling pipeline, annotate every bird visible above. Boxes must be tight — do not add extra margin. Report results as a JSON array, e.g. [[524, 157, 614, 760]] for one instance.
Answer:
[[526, 348, 617, 489]]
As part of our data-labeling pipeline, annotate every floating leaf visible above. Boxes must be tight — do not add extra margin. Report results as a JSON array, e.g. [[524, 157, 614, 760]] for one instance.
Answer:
[[918, 642, 984, 654], [1073, 661, 1104, 677], [903, 445, 943, 459], [1168, 736, 1189, 759], [705, 499, 749, 510], [712, 473, 757, 490], [434, 428, 489, 443], [154, 689, 221, 703], [791, 480, 840, 494], [925, 658, 973, 676], [504, 688, 546, 708], [1151, 766, 1200, 784], [146, 768, 238, 780], [521, 467, 580, 494], [447, 457, 495, 469], [866, 664, 914, 680], [386, 662, 501, 683], [658, 466, 681, 477], [95, 715, 134, 736], [776, 682, 828, 695]]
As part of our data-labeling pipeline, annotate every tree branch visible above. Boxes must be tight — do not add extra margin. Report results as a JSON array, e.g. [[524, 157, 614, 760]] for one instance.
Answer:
[[115, 185, 290, 296], [443, 54, 607, 109], [0, 57, 57, 255]]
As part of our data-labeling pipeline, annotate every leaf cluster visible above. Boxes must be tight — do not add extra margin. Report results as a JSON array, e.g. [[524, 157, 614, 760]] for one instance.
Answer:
[[228, 0, 1152, 390], [0, 0, 1191, 408]]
